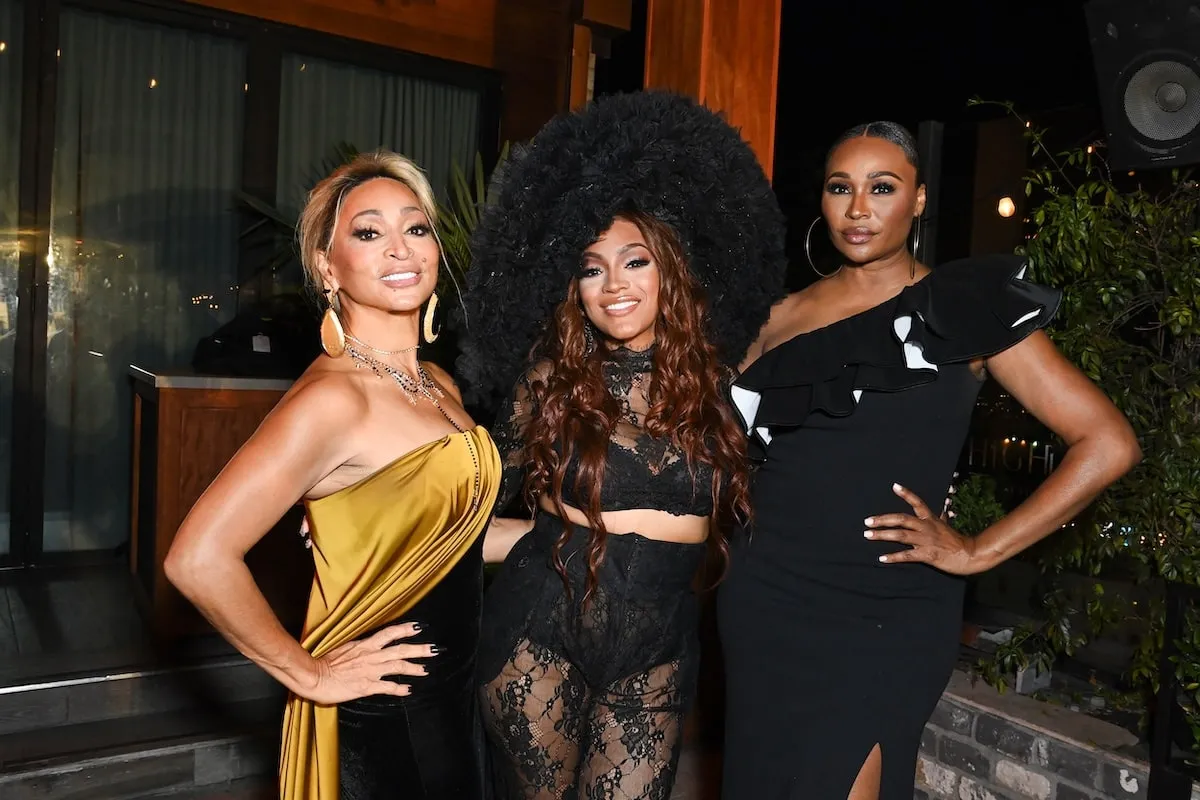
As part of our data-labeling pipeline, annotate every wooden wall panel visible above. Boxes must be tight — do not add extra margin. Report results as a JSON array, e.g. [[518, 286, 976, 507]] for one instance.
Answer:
[[570, 24, 593, 111], [581, 0, 632, 33], [644, 0, 782, 178], [184, 0, 577, 146], [643, 0, 704, 98], [704, 0, 781, 174], [184, 0, 497, 67], [493, 0, 575, 142]]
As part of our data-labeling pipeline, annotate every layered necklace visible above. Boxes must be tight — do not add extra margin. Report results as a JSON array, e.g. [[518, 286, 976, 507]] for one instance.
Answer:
[[344, 335, 464, 433]]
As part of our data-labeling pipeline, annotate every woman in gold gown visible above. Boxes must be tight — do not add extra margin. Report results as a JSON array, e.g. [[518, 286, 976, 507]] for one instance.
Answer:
[[166, 150, 501, 800]]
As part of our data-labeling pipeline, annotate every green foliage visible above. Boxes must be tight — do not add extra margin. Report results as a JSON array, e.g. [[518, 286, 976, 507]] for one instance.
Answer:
[[235, 141, 361, 284], [950, 474, 1007, 537], [235, 141, 510, 304], [966, 98, 1200, 742], [436, 142, 511, 291]]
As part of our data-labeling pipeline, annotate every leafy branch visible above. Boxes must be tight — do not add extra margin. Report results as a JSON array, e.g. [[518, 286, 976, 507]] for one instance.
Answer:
[[966, 98, 1200, 747]]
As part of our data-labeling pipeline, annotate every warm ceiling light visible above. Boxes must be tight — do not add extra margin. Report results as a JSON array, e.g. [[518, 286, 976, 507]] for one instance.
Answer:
[[997, 196, 1016, 218]]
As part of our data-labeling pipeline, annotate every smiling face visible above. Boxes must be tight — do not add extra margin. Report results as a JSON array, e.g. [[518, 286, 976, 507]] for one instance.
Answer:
[[577, 217, 661, 350], [316, 177, 440, 317], [821, 135, 927, 266]]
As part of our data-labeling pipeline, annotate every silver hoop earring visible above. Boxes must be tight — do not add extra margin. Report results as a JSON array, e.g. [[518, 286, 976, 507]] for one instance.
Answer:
[[804, 217, 841, 279]]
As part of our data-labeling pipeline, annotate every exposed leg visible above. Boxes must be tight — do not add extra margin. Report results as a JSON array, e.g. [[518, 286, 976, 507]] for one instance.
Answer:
[[479, 638, 589, 800], [577, 660, 688, 800], [846, 743, 882, 800]]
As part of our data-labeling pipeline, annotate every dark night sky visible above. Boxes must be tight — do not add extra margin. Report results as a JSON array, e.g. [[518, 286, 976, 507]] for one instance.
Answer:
[[592, 0, 1108, 265], [773, 0, 1099, 146], [596, 0, 1101, 151]]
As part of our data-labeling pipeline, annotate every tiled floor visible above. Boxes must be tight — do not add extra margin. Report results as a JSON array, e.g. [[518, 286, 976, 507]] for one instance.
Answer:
[[0, 562, 231, 686], [179, 746, 722, 800]]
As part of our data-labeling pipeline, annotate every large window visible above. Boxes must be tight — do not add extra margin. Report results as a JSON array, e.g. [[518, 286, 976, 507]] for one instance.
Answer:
[[277, 53, 482, 216], [0, 0, 496, 563], [0, 0, 22, 559], [43, 8, 246, 551]]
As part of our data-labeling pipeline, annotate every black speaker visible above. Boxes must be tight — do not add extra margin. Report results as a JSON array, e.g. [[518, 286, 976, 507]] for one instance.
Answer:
[[1085, 0, 1200, 169]]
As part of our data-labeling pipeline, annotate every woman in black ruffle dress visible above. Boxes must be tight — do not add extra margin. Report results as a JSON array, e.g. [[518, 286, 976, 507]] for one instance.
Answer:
[[718, 122, 1141, 800]]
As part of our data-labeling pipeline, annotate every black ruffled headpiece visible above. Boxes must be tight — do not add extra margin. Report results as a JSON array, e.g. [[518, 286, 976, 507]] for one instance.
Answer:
[[456, 90, 789, 407]]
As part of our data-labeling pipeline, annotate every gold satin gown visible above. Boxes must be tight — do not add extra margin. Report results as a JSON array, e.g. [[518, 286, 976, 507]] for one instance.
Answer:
[[280, 426, 500, 800]]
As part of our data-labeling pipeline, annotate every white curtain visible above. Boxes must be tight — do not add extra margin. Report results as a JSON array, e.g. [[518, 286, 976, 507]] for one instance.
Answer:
[[275, 53, 482, 218], [44, 7, 245, 551]]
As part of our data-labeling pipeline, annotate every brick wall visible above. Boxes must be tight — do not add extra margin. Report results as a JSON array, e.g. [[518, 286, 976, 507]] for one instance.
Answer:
[[915, 691, 1156, 800]]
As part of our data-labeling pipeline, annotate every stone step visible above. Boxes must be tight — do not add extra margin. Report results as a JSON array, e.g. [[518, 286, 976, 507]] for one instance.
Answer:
[[0, 697, 280, 800], [0, 656, 282, 736]]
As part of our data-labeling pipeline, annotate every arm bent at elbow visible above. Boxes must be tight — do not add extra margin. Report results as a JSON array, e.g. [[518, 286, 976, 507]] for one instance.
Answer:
[[165, 377, 430, 704], [969, 332, 1141, 570]]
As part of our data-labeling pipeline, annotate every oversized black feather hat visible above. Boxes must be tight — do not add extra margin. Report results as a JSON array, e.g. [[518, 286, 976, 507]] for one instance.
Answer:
[[456, 89, 788, 407]]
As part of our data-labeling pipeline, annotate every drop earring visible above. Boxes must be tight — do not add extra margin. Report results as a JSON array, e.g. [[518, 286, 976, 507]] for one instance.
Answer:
[[583, 320, 596, 355], [423, 291, 440, 344], [320, 288, 346, 357]]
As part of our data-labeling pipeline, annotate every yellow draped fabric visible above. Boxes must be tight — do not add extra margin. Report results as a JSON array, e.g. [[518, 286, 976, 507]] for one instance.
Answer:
[[279, 426, 500, 800]]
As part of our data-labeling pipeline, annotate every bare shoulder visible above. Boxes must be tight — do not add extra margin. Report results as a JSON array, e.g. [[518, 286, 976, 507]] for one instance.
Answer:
[[275, 363, 370, 429], [422, 361, 462, 403], [210, 364, 368, 490], [764, 291, 807, 334], [741, 292, 806, 371]]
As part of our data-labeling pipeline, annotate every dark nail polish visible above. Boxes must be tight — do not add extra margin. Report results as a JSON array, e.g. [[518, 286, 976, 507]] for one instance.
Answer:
[[430, 645, 443, 655], [412, 623, 422, 632]]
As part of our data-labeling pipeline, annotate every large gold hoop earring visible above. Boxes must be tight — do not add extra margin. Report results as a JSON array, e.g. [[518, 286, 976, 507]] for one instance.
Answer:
[[423, 291, 440, 344], [320, 290, 346, 357], [804, 217, 842, 279]]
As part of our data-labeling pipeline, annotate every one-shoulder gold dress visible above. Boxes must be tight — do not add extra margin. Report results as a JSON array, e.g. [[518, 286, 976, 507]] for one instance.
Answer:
[[279, 426, 500, 800]]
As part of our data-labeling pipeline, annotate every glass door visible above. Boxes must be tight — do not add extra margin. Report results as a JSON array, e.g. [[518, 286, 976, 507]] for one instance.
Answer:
[[41, 7, 245, 554], [0, 0, 23, 564]]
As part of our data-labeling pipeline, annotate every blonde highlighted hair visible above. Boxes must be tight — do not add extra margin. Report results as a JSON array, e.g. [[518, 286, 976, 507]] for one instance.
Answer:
[[296, 149, 440, 297]]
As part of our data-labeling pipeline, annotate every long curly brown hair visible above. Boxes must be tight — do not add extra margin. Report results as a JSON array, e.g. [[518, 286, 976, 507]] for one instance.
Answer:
[[521, 211, 752, 607]]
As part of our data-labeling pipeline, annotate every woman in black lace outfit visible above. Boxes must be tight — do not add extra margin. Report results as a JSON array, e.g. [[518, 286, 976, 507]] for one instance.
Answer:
[[458, 91, 788, 799], [719, 122, 1142, 799]]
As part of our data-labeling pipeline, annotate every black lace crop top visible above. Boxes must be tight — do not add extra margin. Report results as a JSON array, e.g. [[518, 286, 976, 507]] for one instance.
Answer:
[[491, 346, 717, 518]]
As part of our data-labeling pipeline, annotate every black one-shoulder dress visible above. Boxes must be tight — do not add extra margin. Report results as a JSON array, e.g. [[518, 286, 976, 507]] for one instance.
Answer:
[[718, 256, 1061, 799]]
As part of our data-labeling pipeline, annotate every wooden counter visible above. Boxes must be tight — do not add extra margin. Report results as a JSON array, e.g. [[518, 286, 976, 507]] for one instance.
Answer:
[[129, 366, 313, 640]]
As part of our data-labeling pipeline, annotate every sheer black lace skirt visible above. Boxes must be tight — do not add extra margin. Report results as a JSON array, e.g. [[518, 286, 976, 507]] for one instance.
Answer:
[[477, 511, 705, 800]]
